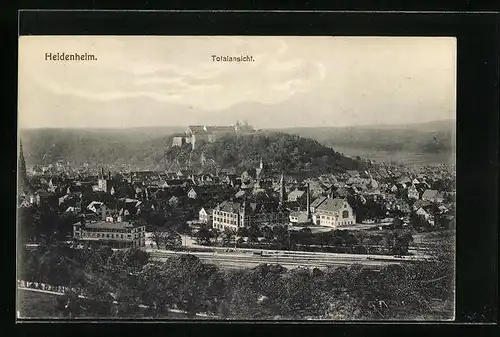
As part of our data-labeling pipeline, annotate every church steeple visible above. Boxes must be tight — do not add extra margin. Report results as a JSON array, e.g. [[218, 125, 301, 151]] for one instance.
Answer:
[[18, 139, 29, 194]]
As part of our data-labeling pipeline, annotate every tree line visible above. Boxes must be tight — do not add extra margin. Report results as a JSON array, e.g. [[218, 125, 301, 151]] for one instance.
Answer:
[[191, 224, 414, 256]]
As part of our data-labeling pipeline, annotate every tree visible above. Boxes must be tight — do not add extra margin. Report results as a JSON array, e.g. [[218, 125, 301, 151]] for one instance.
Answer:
[[151, 227, 166, 249], [300, 227, 312, 234], [261, 226, 274, 241], [392, 231, 414, 256], [237, 227, 249, 237], [138, 262, 176, 316], [164, 231, 182, 248], [277, 268, 323, 318], [211, 228, 221, 245], [161, 254, 221, 316], [247, 225, 261, 243], [221, 228, 236, 246], [272, 225, 288, 245], [393, 217, 404, 229], [217, 299, 231, 318], [410, 212, 431, 231], [196, 225, 212, 246]]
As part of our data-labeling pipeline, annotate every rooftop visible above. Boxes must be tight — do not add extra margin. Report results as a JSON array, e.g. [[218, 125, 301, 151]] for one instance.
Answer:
[[77, 220, 138, 230], [315, 198, 348, 213]]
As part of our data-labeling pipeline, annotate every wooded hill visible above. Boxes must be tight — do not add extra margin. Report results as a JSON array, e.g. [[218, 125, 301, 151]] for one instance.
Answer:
[[167, 132, 369, 175], [20, 128, 369, 174]]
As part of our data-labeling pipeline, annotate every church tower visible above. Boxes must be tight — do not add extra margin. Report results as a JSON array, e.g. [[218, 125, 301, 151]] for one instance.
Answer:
[[98, 167, 108, 192], [18, 139, 29, 195]]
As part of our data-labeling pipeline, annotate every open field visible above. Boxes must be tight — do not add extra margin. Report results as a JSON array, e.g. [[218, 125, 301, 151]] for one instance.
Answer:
[[17, 289, 60, 318], [334, 146, 455, 166], [17, 288, 209, 320]]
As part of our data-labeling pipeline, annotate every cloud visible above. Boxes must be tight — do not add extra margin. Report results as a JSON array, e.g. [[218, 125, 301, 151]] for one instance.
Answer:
[[19, 36, 455, 128], [29, 37, 327, 111]]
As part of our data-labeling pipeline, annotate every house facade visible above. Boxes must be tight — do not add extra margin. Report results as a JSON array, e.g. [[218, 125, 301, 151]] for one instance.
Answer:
[[421, 189, 444, 203], [199, 207, 213, 224], [73, 217, 146, 249], [187, 187, 198, 199], [212, 200, 289, 231], [407, 185, 420, 199], [311, 197, 356, 228]]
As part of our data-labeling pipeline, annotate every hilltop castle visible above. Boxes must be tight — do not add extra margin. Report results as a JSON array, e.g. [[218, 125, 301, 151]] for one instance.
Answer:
[[172, 121, 255, 149]]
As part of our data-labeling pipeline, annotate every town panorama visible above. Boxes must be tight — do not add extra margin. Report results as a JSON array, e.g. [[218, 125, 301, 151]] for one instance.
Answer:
[[17, 36, 456, 321], [17, 120, 456, 320]]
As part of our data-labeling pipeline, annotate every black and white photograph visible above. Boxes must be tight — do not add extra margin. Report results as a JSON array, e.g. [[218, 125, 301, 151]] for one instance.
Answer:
[[17, 36, 456, 321]]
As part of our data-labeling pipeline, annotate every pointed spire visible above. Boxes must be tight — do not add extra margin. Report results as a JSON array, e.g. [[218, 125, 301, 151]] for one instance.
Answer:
[[18, 139, 29, 193]]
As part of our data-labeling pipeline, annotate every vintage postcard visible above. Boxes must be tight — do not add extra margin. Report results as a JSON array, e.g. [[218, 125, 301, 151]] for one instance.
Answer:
[[17, 36, 456, 321]]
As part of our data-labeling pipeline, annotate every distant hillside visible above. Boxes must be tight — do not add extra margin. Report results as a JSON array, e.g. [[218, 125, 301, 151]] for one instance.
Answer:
[[19, 128, 180, 169], [166, 132, 369, 175], [19, 128, 369, 174], [271, 119, 456, 165]]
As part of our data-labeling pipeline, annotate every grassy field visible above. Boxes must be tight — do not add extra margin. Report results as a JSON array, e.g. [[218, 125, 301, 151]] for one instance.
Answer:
[[412, 230, 456, 245], [17, 288, 210, 320], [17, 289, 61, 319]]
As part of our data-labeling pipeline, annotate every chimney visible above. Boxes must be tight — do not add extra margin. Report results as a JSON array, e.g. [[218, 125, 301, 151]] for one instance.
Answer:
[[306, 182, 310, 218], [279, 173, 285, 206]]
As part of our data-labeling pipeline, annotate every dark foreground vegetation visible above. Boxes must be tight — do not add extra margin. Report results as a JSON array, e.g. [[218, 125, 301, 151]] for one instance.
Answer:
[[18, 237, 454, 320]]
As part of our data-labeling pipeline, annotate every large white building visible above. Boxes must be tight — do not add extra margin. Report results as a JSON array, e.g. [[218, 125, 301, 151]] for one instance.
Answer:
[[73, 217, 146, 249], [212, 200, 289, 231], [311, 197, 356, 228]]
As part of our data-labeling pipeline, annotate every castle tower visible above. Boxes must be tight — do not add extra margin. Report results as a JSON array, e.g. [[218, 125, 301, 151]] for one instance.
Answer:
[[259, 158, 264, 170]]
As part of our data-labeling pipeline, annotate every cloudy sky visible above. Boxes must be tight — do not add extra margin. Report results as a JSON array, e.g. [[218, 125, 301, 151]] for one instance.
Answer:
[[18, 36, 456, 129]]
